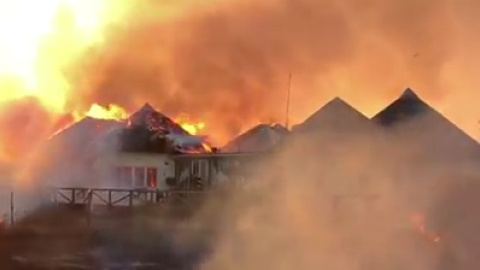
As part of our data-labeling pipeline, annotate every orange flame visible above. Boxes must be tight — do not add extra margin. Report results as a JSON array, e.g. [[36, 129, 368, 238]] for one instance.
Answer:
[[49, 103, 128, 138], [72, 103, 128, 121], [173, 114, 213, 152], [202, 143, 212, 153], [0, 0, 130, 112], [175, 114, 206, 135]]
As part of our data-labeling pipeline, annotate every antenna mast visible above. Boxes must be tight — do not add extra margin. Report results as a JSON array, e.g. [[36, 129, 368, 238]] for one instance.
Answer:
[[285, 71, 292, 129]]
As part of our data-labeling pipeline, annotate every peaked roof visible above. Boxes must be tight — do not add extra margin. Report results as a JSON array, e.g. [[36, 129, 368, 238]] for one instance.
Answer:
[[128, 103, 188, 136], [372, 88, 480, 158], [123, 104, 207, 154], [222, 123, 289, 153], [292, 97, 372, 133], [371, 88, 430, 126], [49, 117, 123, 155]]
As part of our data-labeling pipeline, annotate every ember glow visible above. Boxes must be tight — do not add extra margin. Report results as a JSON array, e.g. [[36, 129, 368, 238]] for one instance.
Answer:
[[410, 213, 441, 245]]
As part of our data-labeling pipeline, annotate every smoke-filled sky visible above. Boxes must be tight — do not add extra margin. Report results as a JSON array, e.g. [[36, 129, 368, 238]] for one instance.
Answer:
[[1, 0, 480, 161]]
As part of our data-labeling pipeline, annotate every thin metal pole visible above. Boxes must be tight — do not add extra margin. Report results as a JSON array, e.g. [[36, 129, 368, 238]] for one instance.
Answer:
[[285, 72, 292, 129], [10, 191, 14, 225]]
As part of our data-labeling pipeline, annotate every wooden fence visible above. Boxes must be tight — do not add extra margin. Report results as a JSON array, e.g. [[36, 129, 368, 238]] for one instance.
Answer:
[[49, 187, 208, 207], [0, 187, 209, 226]]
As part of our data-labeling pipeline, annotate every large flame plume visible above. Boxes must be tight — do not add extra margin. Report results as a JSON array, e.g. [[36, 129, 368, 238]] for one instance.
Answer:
[[0, 0, 128, 111]]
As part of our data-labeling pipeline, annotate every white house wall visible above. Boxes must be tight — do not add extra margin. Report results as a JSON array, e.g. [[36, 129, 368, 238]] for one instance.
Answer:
[[93, 152, 175, 190]]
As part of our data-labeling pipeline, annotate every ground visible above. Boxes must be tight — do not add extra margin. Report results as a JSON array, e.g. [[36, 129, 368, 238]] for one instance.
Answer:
[[0, 184, 477, 270], [0, 203, 212, 269]]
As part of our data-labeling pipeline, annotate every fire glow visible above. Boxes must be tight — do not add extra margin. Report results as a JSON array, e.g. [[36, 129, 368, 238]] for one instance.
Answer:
[[0, 0, 121, 111], [49, 103, 208, 139], [73, 104, 128, 121], [410, 213, 441, 245], [175, 115, 206, 135]]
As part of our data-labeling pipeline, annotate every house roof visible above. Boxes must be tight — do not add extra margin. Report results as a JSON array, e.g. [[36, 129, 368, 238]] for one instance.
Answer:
[[121, 104, 207, 154], [371, 88, 431, 126], [292, 97, 373, 134], [49, 117, 124, 158], [222, 123, 289, 153], [172, 152, 261, 159], [371, 88, 480, 158], [128, 103, 188, 136]]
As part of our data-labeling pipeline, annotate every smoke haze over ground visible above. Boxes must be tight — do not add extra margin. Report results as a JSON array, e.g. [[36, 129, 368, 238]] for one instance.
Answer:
[[192, 116, 480, 269]]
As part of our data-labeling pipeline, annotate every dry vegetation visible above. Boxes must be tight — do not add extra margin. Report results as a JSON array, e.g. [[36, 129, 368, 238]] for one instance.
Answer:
[[0, 203, 213, 269]]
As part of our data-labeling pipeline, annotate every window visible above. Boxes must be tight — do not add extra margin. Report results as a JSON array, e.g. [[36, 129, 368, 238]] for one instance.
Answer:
[[116, 166, 158, 188], [147, 167, 158, 188], [117, 166, 132, 187], [134, 167, 145, 187]]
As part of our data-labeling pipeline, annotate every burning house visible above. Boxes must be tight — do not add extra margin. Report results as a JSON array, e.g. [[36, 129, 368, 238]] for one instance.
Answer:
[[43, 88, 480, 194], [39, 116, 124, 187], [172, 125, 287, 189], [169, 123, 291, 189], [43, 102, 269, 191], [90, 103, 212, 190]]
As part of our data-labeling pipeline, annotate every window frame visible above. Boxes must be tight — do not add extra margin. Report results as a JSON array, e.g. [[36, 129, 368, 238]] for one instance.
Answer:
[[133, 167, 146, 187], [146, 167, 158, 188]]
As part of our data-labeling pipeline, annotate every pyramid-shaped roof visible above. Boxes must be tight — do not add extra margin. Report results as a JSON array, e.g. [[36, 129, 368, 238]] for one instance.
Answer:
[[372, 88, 480, 159], [222, 123, 289, 153], [48, 117, 124, 157], [292, 97, 372, 134], [122, 104, 208, 153], [371, 88, 430, 126], [128, 103, 188, 136]]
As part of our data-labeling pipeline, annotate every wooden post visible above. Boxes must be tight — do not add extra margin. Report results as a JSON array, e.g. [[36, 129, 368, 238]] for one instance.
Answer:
[[54, 189, 58, 205], [10, 191, 14, 225], [71, 189, 76, 205], [128, 191, 133, 207], [108, 190, 112, 207], [86, 190, 92, 227]]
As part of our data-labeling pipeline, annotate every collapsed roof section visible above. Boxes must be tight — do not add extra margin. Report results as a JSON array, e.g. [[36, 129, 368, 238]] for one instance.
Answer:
[[120, 103, 208, 154]]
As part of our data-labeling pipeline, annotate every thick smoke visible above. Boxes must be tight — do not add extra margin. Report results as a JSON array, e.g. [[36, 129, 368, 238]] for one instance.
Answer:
[[0, 97, 53, 164], [186, 115, 480, 269], [65, 0, 465, 144]]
